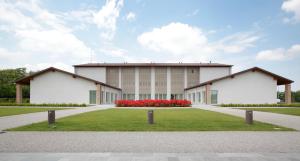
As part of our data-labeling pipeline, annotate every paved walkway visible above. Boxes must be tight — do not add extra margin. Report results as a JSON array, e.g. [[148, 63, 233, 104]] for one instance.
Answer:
[[0, 106, 110, 131], [1, 132, 300, 153], [1, 153, 299, 161], [198, 107, 300, 130]]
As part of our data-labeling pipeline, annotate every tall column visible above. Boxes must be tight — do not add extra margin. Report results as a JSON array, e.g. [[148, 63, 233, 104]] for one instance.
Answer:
[[135, 67, 139, 100], [184, 67, 187, 88], [118, 67, 122, 88], [96, 84, 102, 104], [151, 67, 155, 99], [199, 67, 201, 83], [167, 67, 171, 100], [16, 84, 22, 104], [285, 84, 291, 104], [205, 84, 211, 104]]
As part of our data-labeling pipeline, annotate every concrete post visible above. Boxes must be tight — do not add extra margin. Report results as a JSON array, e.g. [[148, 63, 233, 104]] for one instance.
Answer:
[[16, 84, 22, 104], [96, 84, 102, 104], [285, 84, 291, 104], [205, 84, 211, 104]]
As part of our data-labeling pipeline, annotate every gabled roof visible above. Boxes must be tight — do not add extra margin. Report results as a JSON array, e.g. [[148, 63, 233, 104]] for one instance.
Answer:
[[185, 67, 294, 90], [73, 62, 233, 67], [15, 67, 121, 90]]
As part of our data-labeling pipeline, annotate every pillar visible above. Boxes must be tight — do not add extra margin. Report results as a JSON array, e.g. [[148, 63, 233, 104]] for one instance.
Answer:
[[96, 84, 102, 104], [285, 84, 291, 104], [205, 84, 211, 104], [166, 67, 171, 100], [151, 67, 155, 99], [16, 84, 22, 104], [135, 67, 139, 100]]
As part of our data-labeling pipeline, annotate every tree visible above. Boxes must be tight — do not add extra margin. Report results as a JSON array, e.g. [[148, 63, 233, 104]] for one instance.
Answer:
[[0, 68, 29, 98]]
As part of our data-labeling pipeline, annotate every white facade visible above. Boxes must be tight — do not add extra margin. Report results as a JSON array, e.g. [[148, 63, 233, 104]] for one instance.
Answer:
[[30, 71, 96, 104], [186, 70, 278, 104], [30, 70, 121, 104], [20, 63, 290, 105], [75, 67, 106, 83], [199, 67, 231, 83]]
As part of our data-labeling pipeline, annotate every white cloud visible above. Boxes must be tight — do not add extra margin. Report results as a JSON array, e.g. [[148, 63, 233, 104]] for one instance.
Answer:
[[282, 0, 300, 23], [256, 44, 300, 61], [187, 9, 199, 17], [137, 22, 260, 61], [93, 0, 124, 40], [126, 12, 136, 21], [214, 32, 260, 53], [0, 0, 91, 66], [24, 62, 73, 72]]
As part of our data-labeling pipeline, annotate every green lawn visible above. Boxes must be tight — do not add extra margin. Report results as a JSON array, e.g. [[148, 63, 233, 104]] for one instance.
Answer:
[[9, 108, 292, 131], [0, 107, 71, 117], [237, 108, 300, 116]]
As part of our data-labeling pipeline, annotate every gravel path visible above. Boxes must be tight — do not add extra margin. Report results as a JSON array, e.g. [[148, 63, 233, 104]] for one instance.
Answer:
[[0, 132, 300, 153], [198, 107, 300, 130], [1, 153, 300, 161], [0, 107, 110, 131]]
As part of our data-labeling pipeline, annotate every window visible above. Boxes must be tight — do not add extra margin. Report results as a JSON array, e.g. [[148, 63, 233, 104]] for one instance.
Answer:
[[155, 94, 159, 99], [106, 92, 110, 103], [202, 91, 206, 103], [89, 90, 96, 104], [188, 94, 191, 101], [192, 93, 195, 102], [163, 94, 167, 99], [111, 93, 114, 103], [211, 90, 218, 104], [123, 94, 126, 100], [197, 92, 201, 103]]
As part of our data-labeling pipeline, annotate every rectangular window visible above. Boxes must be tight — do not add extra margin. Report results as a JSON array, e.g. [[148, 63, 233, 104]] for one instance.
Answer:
[[123, 94, 126, 100], [159, 94, 163, 99], [188, 94, 191, 101], [155, 94, 158, 99], [197, 92, 201, 103], [211, 90, 218, 104], [89, 90, 96, 104], [106, 92, 110, 103], [163, 94, 167, 99], [111, 93, 114, 103], [192, 93, 195, 102], [202, 91, 206, 103]]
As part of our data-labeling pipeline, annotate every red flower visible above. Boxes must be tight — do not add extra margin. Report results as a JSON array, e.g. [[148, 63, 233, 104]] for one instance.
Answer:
[[115, 99, 191, 107]]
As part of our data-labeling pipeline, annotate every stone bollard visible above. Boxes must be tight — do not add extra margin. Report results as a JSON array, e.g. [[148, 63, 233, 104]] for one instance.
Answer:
[[48, 110, 55, 125], [148, 110, 154, 124], [245, 110, 253, 124]]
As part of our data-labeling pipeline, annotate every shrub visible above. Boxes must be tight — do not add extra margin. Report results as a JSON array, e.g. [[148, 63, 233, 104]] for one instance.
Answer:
[[115, 99, 191, 107], [0, 103, 87, 107], [220, 103, 300, 107]]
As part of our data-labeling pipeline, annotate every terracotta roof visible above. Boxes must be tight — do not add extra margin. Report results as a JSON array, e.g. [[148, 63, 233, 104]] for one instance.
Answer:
[[185, 67, 294, 90], [73, 62, 232, 67], [15, 67, 121, 90]]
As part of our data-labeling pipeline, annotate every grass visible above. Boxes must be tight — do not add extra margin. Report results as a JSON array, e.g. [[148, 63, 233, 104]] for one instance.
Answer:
[[237, 108, 300, 116], [9, 108, 293, 131], [0, 107, 71, 117]]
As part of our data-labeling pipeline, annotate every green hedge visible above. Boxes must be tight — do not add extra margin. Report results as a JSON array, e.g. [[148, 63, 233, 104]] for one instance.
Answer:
[[0, 98, 30, 103], [220, 103, 300, 107], [0, 103, 87, 107]]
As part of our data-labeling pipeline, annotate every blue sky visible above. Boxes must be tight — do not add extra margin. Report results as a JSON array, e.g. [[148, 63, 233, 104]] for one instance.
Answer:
[[0, 0, 300, 90]]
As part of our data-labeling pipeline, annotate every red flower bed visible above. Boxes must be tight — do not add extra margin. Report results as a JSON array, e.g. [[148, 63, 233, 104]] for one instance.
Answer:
[[115, 99, 191, 107]]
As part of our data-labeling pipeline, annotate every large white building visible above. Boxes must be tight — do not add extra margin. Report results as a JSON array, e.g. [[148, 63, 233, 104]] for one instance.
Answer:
[[16, 63, 293, 105]]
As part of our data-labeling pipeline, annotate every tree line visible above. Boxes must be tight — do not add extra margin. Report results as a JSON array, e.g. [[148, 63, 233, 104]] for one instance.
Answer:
[[0, 68, 30, 99]]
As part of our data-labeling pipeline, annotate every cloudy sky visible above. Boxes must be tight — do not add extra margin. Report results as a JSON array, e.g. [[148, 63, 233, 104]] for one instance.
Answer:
[[0, 0, 300, 90]]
